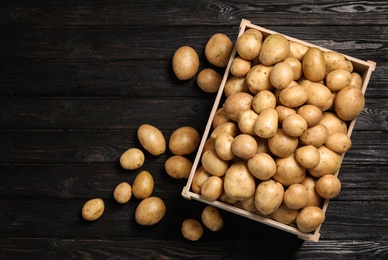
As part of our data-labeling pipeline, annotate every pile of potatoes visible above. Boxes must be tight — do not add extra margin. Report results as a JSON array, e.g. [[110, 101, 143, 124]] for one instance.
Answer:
[[189, 28, 365, 233]]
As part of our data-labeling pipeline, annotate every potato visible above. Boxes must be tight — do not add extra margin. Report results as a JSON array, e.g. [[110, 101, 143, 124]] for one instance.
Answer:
[[236, 32, 262, 60], [119, 148, 145, 170], [201, 175, 223, 201], [181, 219, 203, 241], [247, 152, 276, 180], [289, 41, 309, 61], [224, 161, 256, 201], [201, 149, 229, 177], [132, 171, 154, 199], [240, 195, 257, 212], [231, 56, 252, 77], [245, 64, 274, 94], [82, 198, 105, 221], [191, 166, 211, 194], [301, 175, 324, 208], [213, 107, 231, 129], [164, 155, 192, 179], [219, 191, 238, 205], [201, 205, 223, 231], [254, 108, 278, 139], [255, 179, 284, 215], [308, 146, 342, 178], [137, 124, 166, 156], [324, 51, 353, 75], [210, 121, 238, 139], [223, 92, 254, 122], [303, 81, 333, 111], [296, 206, 325, 232], [282, 114, 308, 137], [197, 68, 222, 93], [255, 136, 271, 154], [316, 174, 342, 199], [259, 34, 290, 65], [135, 197, 166, 226], [270, 61, 294, 90], [349, 72, 363, 89], [325, 132, 352, 153], [169, 126, 200, 156], [113, 182, 132, 204], [299, 123, 329, 147], [334, 86, 365, 121], [203, 137, 215, 154], [302, 47, 326, 82], [283, 183, 308, 209], [276, 105, 296, 125], [214, 132, 235, 161], [252, 90, 276, 114], [268, 129, 298, 158], [244, 29, 263, 42], [319, 112, 348, 135], [326, 69, 352, 92], [274, 154, 306, 186], [224, 75, 250, 97], [205, 33, 234, 67], [279, 84, 308, 108], [231, 134, 258, 160], [284, 57, 303, 81], [271, 203, 299, 225], [297, 104, 323, 127], [237, 109, 259, 136], [295, 145, 320, 169], [172, 46, 199, 80]]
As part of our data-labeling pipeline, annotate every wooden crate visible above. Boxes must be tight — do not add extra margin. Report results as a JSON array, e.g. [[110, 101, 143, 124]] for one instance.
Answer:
[[182, 19, 376, 242]]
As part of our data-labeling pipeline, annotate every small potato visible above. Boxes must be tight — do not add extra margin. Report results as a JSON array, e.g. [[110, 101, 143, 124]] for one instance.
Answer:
[[113, 182, 132, 204], [223, 92, 254, 122], [224, 75, 250, 97], [231, 134, 258, 160], [165, 155, 192, 179], [223, 161, 256, 201], [169, 126, 200, 156], [197, 68, 222, 93], [214, 132, 235, 161], [201, 175, 223, 201], [240, 195, 257, 212], [245, 64, 274, 94], [252, 90, 277, 114], [181, 219, 203, 241], [213, 107, 231, 129], [201, 205, 223, 231], [302, 47, 326, 82], [296, 206, 325, 233], [236, 32, 262, 60], [135, 197, 166, 226], [297, 104, 323, 127], [282, 114, 308, 137], [120, 148, 145, 170], [191, 166, 211, 194], [254, 108, 278, 139], [274, 154, 306, 187], [259, 34, 290, 65], [132, 171, 154, 199], [268, 129, 298, 158], [205, 33, 234, 67], [279, 84, 308, 108], [231, 56, 252, 77], [326, 69, 352, 92], [299, 123, 329, 148], [284, 57, 303, 81], [308, 146, 342, 178], [276, 105, 296, 125], [271, 203, 299, 225], [210, 121, 239, 139], [295, 145, 320, 169], [324, 51, 353, 75], [316, 174, 342, 199], [255, 179, 285, 215], [320, 112, 348, 135], [283, 184, 308, 209], [137, 124, 166, 156], [201, 149, 229, 177], [82, 198, 105, 221], [247, 152, 276, 180], [270, 61, 294, 90], [325, 132, 352, 153], [237, 109, 259, 136], [334, 86, 365, 121], [172, 46, 199, 80], [301, 175, 324, 208], [349, 72, 363, 89], [289, 41, 309, 61]]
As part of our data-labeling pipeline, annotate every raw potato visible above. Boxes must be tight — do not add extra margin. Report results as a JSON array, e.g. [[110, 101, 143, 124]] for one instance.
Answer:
[[274, 154, 306, 187], [319, 112, 348, 135], [132, 171, 154, 199], [276, 106, 296, 125], [301, 175, 324, 208], [82, 198, 105, 221], [231, 56, 251, 77], [246, 64, 274, 94], [299, 123, 329, 148], [137, 124, 166, 156], [201, 149, 229, 177], [271, 203, 298, 225], [325, 132, 352, 153], [270, 61, 294, 90], [268, 129, 298, 158], [231, 134, 258, 159], [113, 182, 132, 204], [316, 174, 342, 199], [303, 81, 333, 111], [120, 148, 145, 170], [308, 146, 342, 178], [197, 68, 222, 93], [191, 166, 211, 194], [237, 109, 259, 136], [201, 205, 223, 231], [279, 84, 308, 108], [302, 47, 326, 82], [349, 72, 363, 89], [223, 161, 256, 201], [326, 69, 352, 92], [169, 126, 200, 156], [295, 145, 320, 169], [254, 108, 278, 138], [247, 152, 276, 180], [165, 155, 192, 179], [205, 33, 234, 67], [236, 32, 262, 60], [324, 51, 353, 75], [282, 114, 308, 137], [201, 176, 223, 201], [334, 86, 365, 121], [213, 107, 231, 129], [172, 46, 199, 80], [255, 179, 284, 215], [297, 105, 323, 127], [283, 183, 308, 209], [259, 34, 290, 65], [135, 197, 166, 226], [181, 219, 203, 241], [289, 41, 309, 61], [284, 57, 303, 81], [214, 132, 235, 161], [210, 121, 238, 139], [224, 75, 250, 97], [296, 206, 325, 232], [252, 89, 276, 114], [223, 92, 254, 122]]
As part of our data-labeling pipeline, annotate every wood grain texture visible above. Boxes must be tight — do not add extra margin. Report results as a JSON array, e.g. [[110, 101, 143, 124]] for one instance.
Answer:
[[0, 0, 387, 259]]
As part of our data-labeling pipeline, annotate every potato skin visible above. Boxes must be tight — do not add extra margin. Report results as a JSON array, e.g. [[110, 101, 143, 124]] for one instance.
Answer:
[[137, 124, 166, 156], [82, 198, 105, 221], [113, 182, 132, 204], [132, 171, 154, 199], [169, 126, 200, 156], [135, 197, 166, 226], [120, 148, 145, 170], [259, 34, 290, 65], [197, 68, 222, 93], [201, 205, 223, 231], [302, 47, 326, 82], [165, 155, 192, 179], [334, 86, 365, 121], [316, 174, 341, 199], [205, 33, 233, 67], [181, 219, 203, 241], [172, 46, 199, 80]]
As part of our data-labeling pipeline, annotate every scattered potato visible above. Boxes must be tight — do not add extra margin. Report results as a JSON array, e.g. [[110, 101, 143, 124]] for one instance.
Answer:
[[82, 198, 104, 221], [181, 219, 203, 241], [201, 205, 223, 231], [197, 68, 222, 93], [169, 126, 200, 156], [137, 124, 166, 156], [132, 171, 154, 199], [172, 46, 199, 80], [113, 182, 132, 204], [205, 33, 233, 67], [120, 148, 145, 170], [165, 155, 192, 179], [135, 197, 166, 226], [316, 174, 342, 199], [296, 206, 325, 232]]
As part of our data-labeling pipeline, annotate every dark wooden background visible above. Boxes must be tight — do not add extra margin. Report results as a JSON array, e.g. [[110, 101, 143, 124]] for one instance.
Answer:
[[1, 1, 387, 259]]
